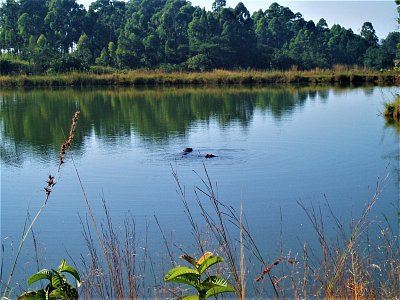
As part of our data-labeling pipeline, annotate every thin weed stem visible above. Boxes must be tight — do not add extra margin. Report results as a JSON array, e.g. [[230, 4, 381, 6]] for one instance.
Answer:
[[1, 111, 79, 299]]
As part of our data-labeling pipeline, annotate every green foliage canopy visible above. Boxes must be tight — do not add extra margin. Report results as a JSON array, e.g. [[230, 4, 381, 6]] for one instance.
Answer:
[[0, 0, 397, 73]]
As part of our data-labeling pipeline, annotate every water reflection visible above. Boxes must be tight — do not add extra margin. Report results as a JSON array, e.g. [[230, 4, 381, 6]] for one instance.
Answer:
[[1, 85, 398, 296], [0, 85, 358, 166]]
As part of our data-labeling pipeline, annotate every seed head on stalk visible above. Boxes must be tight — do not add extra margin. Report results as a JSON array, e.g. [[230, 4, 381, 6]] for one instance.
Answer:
[[59, 111, 80, 166]]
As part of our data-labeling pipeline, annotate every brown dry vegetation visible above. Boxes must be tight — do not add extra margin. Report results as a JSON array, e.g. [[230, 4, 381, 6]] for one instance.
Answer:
[[0, 68, 398, 87]]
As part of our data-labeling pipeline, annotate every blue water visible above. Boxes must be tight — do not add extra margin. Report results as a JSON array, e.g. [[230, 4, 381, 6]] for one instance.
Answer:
[[1, 85, 398, 296]]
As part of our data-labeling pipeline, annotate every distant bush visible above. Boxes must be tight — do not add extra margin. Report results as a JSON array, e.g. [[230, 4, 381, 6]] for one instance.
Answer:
[[0, 58, 35, 75], [48, 55, 88, 73], [384, 96, 400, 120], [89, 65, 118, 74], [186, 54, 213, 72]]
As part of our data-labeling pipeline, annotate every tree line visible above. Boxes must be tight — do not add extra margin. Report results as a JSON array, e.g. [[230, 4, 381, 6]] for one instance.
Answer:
[[1, 0, 399, 73]]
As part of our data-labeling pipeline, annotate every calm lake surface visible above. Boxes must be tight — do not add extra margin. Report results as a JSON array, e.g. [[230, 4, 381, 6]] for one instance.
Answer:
[[1, 85, 399, 294]]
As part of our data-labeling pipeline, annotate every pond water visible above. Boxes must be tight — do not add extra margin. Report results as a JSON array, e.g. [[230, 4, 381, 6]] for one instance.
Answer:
[[1, 85, 399, 296]]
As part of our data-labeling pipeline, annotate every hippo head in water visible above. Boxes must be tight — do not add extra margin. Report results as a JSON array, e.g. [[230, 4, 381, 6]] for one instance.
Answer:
[[183, 147, 193, 155], [205, 153, 217, 158]]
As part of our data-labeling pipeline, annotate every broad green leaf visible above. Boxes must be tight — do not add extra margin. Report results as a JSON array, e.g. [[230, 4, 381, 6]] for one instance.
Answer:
[[50, 270, 65, 288], [201, 275, 229, 288], [180, 295, 200, 300], [49, 287, 68, 299], [164, 266, 199, 282], [27, 269, 52, 286], [59, 260, 81, 286], [164, 272, 199, 289], [65, 286, 78, 298], [58, 259, 67, 270], [17, 290, 46, 300], [197, 255, 224, 274], [205, 285, 235, 299]]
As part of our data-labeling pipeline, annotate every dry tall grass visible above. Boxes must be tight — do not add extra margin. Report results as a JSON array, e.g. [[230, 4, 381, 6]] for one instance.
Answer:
[[167, 165, 399, 299], [78, 199, 153, 299], [71, 160, 399, 299], [0, 68, 398, 87]]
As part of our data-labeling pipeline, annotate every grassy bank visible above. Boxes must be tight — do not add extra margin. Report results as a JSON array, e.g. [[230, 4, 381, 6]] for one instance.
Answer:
[[384, 95, 400, 120], [0, 68, 399, 87], [384, 95, 400, 133]]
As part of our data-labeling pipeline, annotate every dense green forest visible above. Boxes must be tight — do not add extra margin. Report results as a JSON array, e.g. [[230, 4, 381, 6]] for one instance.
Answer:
[[1, 0, 399, 74]]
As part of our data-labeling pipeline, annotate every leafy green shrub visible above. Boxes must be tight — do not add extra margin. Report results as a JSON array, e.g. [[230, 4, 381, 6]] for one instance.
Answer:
[[186, 54, 213, 72], [89, 65, 116, 74], [164, 252, 235, 299], [384, 96, 400, 118], [48, 54, 88, 73], [0, 58, 34, 75], [17, 260, 81, 300], [158, 63, 185, 73]]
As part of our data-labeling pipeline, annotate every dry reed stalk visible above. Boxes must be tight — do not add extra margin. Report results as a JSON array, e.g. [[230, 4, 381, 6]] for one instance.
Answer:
[[302, 243, 308, 299], [0, 241, 4, 285], [256, 258, 285, 282], [374, 220, 400, 298], [1, 111, 80, 299], [79, 197, 152, 299], [326, 185, 380, 296], [296, 175, 388, 299], [154, 215, 175, 268], [59, 111, 79, 167], [123, 215, 138, 299], [171, 165, 205, 254], [193, 165, 243, 297], [239, 202, 246, 299], [70, 156, 123, 298], [173, 162, 281, 298]]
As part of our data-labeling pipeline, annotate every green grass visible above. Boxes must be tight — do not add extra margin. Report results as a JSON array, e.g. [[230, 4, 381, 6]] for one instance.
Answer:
[[384, 96, 400, 118], [0, 68, 398, 87], [384, 95, 400, 133]]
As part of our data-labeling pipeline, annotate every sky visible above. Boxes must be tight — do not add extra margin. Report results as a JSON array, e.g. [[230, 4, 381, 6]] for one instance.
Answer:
[[78, 0, 399, 40]]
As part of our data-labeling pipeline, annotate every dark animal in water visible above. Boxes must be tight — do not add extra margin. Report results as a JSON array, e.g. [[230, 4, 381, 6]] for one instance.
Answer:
[[183, 147, 193, 155], [205, 154, 217, 158]]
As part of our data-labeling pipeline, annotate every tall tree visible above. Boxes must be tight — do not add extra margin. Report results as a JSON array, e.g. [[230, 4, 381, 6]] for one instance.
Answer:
[[253, 10, 272, 68], [231, 2, 256, 67], [45, 0, 86, 54], [365, 31, 400, 69], [0, 0, 21, 53], [212, 0, 225, 12], [360, 21, 378, 47], [86, 0, 126, 59], [289, 21, 329, 69], [187, 7, 220, 69], [328, 25, 366, 65], [153, 0, 194, 64], [116, 0, 164, 67], [116, 21, 143, 68], [34, 34, 52, 71], [75, 33, 93, 67], [395, 0, 399, 52]]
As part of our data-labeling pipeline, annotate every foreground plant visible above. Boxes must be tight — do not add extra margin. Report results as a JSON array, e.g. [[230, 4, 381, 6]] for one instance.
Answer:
[[164, 252, 235, 299], [384, 95, 400, 133], [17, 259, 81, 300], [384, 96, 400, 120], [1, 111, 80, 298]]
